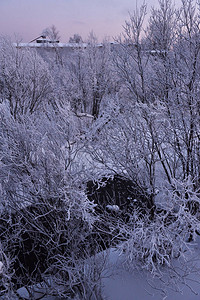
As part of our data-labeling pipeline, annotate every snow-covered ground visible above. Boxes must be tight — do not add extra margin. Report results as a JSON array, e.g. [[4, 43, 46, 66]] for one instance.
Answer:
[[16, 243, 200, 300], [102, 248, 200, 300]]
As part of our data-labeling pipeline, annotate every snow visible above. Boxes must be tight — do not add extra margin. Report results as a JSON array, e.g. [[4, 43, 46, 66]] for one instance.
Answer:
[[13, 42, 88, 48], [0, 262, 3, 275], [13, 42, 119, 49], [106, 204, 120, 212], [13, 42, 105, 49], [15, 245, 200, 300], [102, 248, 200, 300]]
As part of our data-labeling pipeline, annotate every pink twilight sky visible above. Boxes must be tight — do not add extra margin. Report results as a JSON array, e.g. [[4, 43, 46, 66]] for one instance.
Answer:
[[0, 0, 182, 43]]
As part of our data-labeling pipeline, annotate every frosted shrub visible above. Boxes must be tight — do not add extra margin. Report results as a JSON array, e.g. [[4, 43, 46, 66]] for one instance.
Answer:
[[119, 178, 200, 279], [0, 103, 97, 296]]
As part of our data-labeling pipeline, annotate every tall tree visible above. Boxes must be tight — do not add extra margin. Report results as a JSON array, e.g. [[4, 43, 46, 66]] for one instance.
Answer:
[[0, 38, 53, 119]]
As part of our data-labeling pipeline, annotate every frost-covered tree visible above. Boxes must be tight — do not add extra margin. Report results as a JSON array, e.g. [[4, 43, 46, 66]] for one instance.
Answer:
[[41, 25, 64, 65], [111, 0, 200, 192], [42, 24, 60, 42], [0, 101, 99, 297], [146, 0, 177, 52], [65, 34, 114, 119], [86, 1, 200, 295], [110, 3, 159, 203], [69, 33, 83, 44], [147, 0, 200, 189], [0, 38, 54, 118], [113, 2, 149, 104]]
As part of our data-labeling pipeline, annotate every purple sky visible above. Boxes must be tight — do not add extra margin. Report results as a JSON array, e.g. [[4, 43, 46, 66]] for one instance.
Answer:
[[0, 0, 182, 42]]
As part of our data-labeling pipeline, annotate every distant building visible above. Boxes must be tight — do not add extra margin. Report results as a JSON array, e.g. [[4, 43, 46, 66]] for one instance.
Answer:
[[29, 35, 60, 44]]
